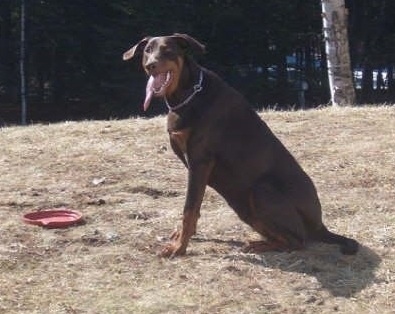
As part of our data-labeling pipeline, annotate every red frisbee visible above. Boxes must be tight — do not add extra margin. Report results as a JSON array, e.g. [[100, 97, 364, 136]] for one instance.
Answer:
[[23, 208, 83, 228]]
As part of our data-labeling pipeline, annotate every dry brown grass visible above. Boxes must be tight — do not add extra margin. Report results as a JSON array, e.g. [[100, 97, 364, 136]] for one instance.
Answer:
[[0, 106, 394, 313]]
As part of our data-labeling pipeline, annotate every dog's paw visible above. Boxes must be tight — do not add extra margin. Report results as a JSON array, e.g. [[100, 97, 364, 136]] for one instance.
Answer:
[[169, 230, 181, 241], [242, 240, 273, 253], [160, 242, 186, 258]]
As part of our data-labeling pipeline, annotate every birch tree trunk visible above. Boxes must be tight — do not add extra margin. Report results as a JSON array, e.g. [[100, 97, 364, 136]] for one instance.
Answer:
[[321, 0, 356, 106], [20, 0, 27, 125]]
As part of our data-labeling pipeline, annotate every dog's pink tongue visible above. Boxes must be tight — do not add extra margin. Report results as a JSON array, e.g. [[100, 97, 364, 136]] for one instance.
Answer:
[[143, 75, 155, 111]]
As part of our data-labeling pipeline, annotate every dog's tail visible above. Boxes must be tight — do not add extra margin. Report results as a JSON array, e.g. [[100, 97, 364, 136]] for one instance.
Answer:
[[313, 226, 359, 255]]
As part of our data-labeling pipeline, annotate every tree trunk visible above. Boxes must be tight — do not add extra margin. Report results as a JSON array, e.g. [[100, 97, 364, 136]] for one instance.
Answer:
[[20, 0, 27, 125], [321, 0, 356, 106]]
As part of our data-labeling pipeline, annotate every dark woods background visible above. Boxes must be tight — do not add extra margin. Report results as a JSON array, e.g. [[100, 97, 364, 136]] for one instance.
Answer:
[[1, 0, 395, 123]]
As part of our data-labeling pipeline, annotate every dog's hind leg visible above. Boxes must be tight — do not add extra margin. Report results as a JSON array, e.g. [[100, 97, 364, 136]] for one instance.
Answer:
[[242, 179, 308, 253]]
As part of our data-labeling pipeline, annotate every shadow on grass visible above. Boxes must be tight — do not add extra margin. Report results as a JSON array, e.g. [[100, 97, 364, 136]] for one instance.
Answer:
[[192, 237, 381, 298]]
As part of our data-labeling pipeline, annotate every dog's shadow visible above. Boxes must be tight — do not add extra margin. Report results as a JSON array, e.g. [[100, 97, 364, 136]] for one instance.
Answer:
[[192, 237, 381, 298]]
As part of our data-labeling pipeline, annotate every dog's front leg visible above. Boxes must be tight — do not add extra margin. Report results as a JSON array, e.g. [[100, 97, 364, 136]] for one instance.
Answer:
[[161, 159, 214, 258]]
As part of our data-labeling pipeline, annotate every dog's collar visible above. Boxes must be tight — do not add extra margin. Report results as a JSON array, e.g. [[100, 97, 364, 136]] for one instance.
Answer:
[[165, 70, 203, 112]]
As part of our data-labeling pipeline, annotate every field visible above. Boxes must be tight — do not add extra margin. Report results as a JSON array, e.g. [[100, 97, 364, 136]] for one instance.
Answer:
[[0, 106, 394, 313]]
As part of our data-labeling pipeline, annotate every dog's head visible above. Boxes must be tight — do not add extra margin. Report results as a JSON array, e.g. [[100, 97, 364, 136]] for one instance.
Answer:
[[123, 33, 205, 111]]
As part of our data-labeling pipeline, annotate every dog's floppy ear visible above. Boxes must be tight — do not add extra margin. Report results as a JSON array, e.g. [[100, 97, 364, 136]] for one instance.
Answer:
[[170, 33, 206, 56], [122, 37, 151, 61]]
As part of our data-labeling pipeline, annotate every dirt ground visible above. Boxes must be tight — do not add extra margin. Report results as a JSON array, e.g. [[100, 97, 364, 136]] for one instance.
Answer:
[[0, 106, 394, 313]]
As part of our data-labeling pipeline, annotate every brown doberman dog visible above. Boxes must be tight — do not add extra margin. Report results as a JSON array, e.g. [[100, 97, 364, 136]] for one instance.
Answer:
[[123, 33, 359, 258]]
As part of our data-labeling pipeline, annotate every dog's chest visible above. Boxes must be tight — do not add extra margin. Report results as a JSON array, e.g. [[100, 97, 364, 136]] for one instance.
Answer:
[[167, 112, 193, 165], [169, 129, 191, 154]]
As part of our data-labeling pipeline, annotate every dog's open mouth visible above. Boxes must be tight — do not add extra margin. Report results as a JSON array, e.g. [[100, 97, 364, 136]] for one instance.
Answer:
[[143, 71, 172, 111]]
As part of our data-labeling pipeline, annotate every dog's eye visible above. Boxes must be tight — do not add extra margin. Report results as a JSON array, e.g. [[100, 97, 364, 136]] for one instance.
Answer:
[[161, 48, 176, 58], [145, 46, 153, 54]]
